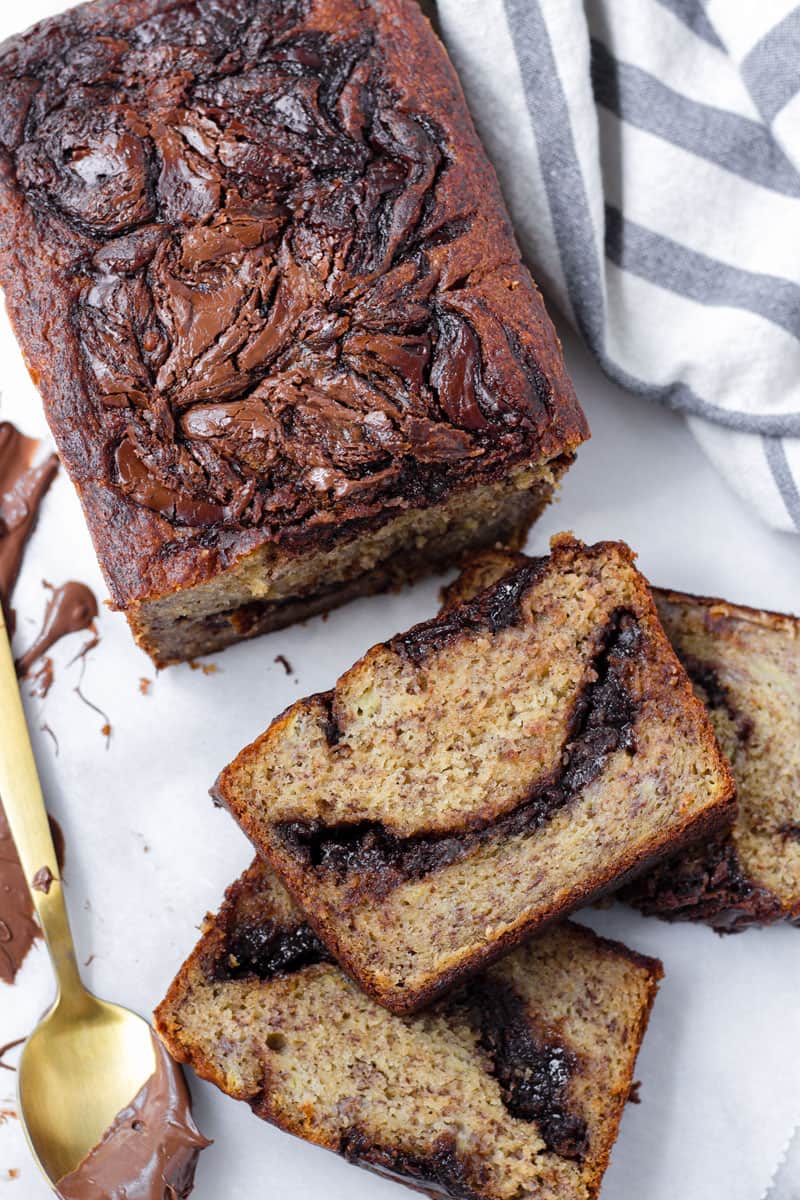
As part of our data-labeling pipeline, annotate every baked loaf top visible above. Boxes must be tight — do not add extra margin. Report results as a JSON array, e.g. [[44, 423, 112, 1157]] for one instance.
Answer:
[[215, 534, 735, 1011], [445, 553, 800, 931], [156, 858, 663, 1200], [0, 0, 586, 609]]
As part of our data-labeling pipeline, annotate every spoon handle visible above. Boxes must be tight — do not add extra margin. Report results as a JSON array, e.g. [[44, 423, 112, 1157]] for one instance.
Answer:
[[0, 607, 84, 1004]]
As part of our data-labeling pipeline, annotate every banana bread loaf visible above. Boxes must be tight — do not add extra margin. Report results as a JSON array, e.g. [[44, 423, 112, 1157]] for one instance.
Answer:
[[156, 858, 663, 1200], [0, 0, 586, 666], [214, 534, 735, 1013], [446, 552, 800, 931]]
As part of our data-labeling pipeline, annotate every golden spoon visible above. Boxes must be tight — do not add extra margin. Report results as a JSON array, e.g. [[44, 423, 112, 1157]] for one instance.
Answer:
[[0, 608, 155, 1187]]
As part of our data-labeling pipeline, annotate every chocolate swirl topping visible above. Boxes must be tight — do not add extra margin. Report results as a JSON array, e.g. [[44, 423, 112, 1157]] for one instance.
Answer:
[[1, 0, 577, 543]]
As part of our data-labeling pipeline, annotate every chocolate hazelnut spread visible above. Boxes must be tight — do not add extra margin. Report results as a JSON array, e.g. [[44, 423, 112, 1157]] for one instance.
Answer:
[[16, 581, 99, 690], [0, 421, 59, 632], [56, 1035, 210, 1200], [31, 865, 54, 894], [0, 811, 64, 984], [0, 805, 40, 985], [459, 976, 588, 1159]]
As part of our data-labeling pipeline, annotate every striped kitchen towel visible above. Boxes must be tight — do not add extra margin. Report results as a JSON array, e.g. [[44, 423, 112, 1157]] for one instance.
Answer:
[[435, 0, 800, 533]]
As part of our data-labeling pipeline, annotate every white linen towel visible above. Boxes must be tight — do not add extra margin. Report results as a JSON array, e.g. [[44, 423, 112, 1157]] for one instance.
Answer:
[[435, 0, 800, 534]]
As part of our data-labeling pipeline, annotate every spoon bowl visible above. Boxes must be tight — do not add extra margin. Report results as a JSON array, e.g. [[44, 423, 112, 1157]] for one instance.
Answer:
[[18, 992, 156, 1184]]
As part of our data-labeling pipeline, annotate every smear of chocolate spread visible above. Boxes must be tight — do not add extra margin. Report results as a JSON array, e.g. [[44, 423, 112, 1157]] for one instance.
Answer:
[[16, 580, 99, 695], [0, 421, 58, 634], [31, 865, 54, 894], [0, 809, 64, 984], [0, 1036, 25, 1072], [55, 1035, 210, 1200]]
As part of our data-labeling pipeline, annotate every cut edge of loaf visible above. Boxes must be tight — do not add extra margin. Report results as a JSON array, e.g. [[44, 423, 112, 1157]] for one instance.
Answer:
[[129, 460, 566, 665]]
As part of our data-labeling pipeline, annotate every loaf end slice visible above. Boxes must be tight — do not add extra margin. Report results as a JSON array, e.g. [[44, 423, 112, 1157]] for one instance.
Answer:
[[215, 534, 734, 1012], [156, 859, 662, 1200]]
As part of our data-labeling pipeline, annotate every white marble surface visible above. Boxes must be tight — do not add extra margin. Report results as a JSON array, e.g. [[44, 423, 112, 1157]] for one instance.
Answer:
[[1, 4, 799, 1198]]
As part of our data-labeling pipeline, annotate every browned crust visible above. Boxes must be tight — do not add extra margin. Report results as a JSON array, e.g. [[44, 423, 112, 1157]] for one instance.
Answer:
[[652, 586, 800, 633], [215, 535, 735, 1014], [0, 0, 587, 615], [155, 858, 663, 1200]]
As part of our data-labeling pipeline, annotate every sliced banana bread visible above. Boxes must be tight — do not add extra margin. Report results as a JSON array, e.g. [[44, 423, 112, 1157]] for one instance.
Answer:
[[215, 535, 734, 1012], [156, 859, 662, 1200], [446, 553, 800, 931]]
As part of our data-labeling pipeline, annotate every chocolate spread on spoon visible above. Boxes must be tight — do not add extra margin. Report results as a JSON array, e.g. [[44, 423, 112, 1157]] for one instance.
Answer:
[[55, 1036, 210, 1200], [16, 581, 99, 695]]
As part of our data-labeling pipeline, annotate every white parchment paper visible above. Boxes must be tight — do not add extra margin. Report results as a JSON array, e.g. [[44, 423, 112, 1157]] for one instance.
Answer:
[[1, 6, 799, 1198]]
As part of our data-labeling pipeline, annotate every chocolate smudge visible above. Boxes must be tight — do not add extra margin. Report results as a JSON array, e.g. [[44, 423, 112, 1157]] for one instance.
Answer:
[[274, 654, 294, 676], [0, 422, 59, 634], [73, 681, 112, 748], [0, 1037, 25, 1072], [0, 808, 64, 984], [31, 866, 54, 894], [16, 581, 99, 691], [277, 611, 640, 893], [40, 722, 59, 755]]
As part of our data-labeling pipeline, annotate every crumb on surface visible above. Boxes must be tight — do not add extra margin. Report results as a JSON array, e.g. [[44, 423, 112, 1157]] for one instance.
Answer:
[[189, 660, 219, 675], [274, 654, 294, 676], [139, 677, 152, 695]]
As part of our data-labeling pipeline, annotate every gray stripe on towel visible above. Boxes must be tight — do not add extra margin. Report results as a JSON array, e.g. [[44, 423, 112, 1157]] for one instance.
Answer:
[[653, 0, 724, 49], [605, 205, 800, 340], [742, 9, 800, 123], [591, 39, 800, 198], [502, 0, 606, 349], [763, 436, 800, 531]]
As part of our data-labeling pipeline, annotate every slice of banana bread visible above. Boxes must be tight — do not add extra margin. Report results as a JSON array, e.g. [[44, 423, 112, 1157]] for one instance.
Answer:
[[214, 534, 734, 1012], [156, 859, 663, 1200], [445, 553, 800, 931], [623, 591, 800, 930]]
